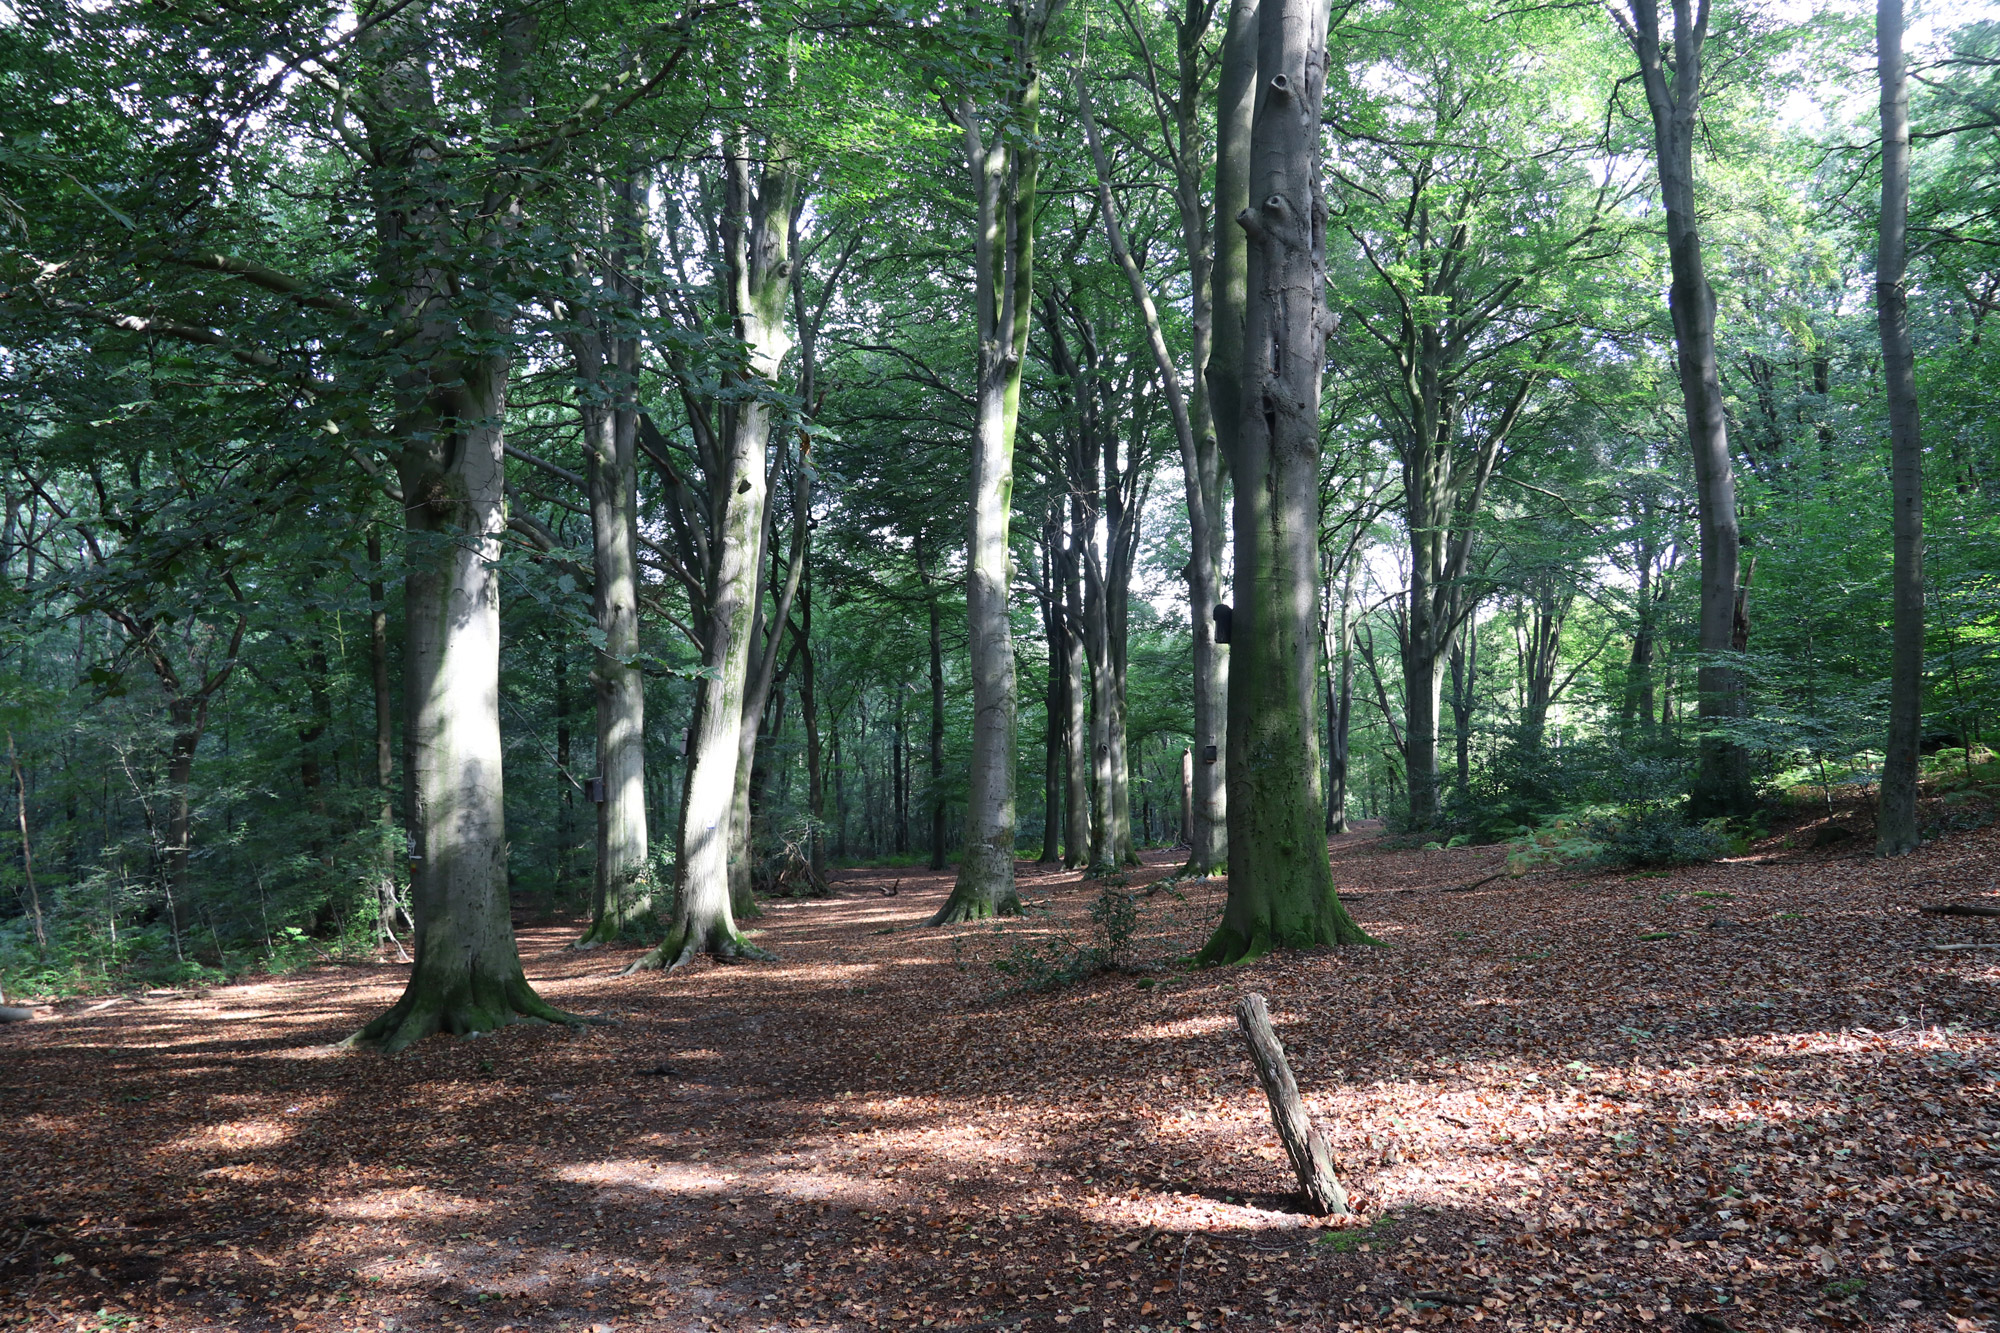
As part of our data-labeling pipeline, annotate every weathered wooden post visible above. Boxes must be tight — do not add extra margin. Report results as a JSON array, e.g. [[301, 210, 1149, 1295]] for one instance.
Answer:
[[1234, 992, 1346, 1214]]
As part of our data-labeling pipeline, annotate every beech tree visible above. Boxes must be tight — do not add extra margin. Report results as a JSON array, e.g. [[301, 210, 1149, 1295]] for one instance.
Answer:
[[928, 0, 1066, 925], [1200, 0, 1373, 964], [1613, 0, 1756, 819], [1873, 0, 1923, 857]]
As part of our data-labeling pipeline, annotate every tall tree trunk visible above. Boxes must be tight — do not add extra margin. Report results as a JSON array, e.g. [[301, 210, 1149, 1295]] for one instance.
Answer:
[[932, 5, 1055, 923], [1204, 0, 1261, 874], [574, 169, 651, 948], [1062, 513, 1091, 869], [8, 730, 44, 952], [354, 351, 572, 1049], [1181, 746, 1195, 846], [795, 562, 827, 883], [367, 528, 409, 959], [1079, 73, 1209, 872], [1038, 516, 1066, 863], [627, 141, 797, 972], [554, 633, 575, 895], [924, 542, 949, 871], [1617, 0, 1752, 818], [1327, 560, 1356, 834], [893, 685, 909, 854], [344, 5, 568, 1051], [1875, 0, 1924, 857], [1202, 0, 1374, 965]]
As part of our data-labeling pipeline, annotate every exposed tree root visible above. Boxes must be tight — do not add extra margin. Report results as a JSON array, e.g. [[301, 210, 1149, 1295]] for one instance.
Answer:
[[341, 973, 584, 1055], [618, 923, 775, 976], [927, 886, 1022, 926], [1196, 912, 1383, 968]]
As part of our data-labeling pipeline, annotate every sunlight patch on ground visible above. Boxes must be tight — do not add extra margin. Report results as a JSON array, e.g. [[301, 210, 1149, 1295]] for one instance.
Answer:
[[325, 1188, 497, 1221], [1123, 1013, 1236, 1040], [558, 1156, 906, 1208], [170, 1114, 300, 1153]]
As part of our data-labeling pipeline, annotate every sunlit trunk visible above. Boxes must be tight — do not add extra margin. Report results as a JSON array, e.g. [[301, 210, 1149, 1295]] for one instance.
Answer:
[[627, 141, 796, 971]]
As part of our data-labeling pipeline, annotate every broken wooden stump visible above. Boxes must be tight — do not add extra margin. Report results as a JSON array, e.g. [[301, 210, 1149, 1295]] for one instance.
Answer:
[[1233, 992, 1346, 1215]]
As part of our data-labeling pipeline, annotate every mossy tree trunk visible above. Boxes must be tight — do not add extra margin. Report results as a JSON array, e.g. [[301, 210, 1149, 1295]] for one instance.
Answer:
[[1200, 0, 1374, 966]]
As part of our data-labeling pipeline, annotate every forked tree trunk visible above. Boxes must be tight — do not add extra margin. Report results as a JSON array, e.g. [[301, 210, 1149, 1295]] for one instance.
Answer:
[[932, 11, 1052, 923], [1875, 0, 1924, 857], [627, 142, 796, 972], [1616, 0, 1753, 819], [1201, 0, 1374, 965]]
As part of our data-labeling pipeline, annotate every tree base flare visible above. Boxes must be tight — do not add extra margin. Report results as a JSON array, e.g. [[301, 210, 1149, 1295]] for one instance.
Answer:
[[341, 973, 583, 1055], [1195, 910, 1382, 968], [571, 899, 654, 951], [928, 884, 1022, 926], [619, 923, 774, 975]]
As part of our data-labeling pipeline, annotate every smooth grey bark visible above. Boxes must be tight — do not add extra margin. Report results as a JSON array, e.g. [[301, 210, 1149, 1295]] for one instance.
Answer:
[[1045, 299, 1142, 872], [569, 168, 651, 949], [1876, 0, 1924, 857], [627, 140, 797, 973], [933, 3, 1062, 923], [726, 464, 808, 920], [793, 561, 828, 885], [1181, 746, 1195, 846], [344, 6, 576, 1051], [1614, 0, 1753, 818], [1202, 0, 1373, 964]]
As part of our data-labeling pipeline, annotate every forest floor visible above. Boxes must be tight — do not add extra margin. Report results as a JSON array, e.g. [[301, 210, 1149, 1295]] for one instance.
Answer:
[[6, 807, 2000, 1333]]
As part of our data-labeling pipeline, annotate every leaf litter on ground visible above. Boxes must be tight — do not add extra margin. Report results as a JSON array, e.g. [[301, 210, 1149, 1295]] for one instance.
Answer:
[[4, 805, 1999, 1332]]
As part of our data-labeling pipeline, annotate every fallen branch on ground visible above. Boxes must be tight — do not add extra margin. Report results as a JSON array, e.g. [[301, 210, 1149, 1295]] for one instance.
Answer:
[[1922, 902, 2000, 918]]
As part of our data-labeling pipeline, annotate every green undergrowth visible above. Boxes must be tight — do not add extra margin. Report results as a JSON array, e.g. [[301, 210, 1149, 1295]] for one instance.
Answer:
[[1315, 1215, 1398, 1253], [978, 885, 1192, 994]]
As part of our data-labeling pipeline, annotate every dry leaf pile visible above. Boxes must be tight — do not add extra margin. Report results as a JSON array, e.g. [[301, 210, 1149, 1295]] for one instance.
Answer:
[[4, 810, 1998, 1333]]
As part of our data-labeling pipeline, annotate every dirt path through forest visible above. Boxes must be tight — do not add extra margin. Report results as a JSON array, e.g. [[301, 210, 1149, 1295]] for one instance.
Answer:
[[6, 820, 2000, 1332]]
